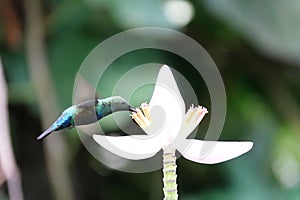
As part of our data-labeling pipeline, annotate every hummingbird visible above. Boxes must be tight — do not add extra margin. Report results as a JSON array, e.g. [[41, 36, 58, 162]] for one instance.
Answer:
[[37, 96, 136, 140]]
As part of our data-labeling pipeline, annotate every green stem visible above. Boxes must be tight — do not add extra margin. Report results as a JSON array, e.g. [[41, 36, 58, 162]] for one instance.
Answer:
[[162, 147, 178, 200]]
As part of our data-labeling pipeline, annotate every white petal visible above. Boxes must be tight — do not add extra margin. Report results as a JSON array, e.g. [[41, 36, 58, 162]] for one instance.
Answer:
[[149, 65, 185, 111], [93, 135, 163, 160], [177, 139, 253, 164], [147, 65, 185, 143]]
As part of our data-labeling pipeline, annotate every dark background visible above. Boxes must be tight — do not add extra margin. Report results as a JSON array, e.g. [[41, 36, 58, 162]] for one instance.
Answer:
[[1, 0, 300, 199]]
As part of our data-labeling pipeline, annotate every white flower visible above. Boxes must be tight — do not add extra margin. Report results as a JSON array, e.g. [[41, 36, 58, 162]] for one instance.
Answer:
[[93, 65, 253, 164]]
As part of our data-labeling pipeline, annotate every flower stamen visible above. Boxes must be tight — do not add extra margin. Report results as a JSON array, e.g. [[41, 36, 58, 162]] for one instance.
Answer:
[[185, 105, 208, 124], [141, 102, 152, 122], [185, 104, 196, 124], [195, 106, 208, 121], [131, 102, 152, 128]]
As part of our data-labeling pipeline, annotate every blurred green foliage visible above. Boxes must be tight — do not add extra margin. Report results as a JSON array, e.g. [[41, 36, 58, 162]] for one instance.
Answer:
[[1, 0, 300, 199]]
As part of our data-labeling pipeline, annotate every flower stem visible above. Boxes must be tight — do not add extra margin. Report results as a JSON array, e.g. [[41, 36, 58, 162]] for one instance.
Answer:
[[162, 147, 178, 200]]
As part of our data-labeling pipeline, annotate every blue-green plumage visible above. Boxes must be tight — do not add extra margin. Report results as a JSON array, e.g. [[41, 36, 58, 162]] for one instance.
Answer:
[[37, 96, 135, 140]]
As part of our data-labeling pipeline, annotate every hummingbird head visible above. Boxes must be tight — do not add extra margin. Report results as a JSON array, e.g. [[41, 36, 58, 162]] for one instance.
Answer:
[[107, 96, 136, 112]]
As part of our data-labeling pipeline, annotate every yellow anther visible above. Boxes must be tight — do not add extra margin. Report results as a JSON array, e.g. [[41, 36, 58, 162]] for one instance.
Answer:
[[131, 103, 152, 128], [140, 102, 152, 122], [185, 106, 196, 124]]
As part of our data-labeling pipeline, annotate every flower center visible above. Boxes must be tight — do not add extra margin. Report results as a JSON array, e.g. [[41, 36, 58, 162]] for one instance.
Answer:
[[131, 102, 152, 127]]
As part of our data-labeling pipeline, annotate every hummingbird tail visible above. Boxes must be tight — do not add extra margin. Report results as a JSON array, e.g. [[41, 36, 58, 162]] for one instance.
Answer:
[[37, 128, 53, 140]]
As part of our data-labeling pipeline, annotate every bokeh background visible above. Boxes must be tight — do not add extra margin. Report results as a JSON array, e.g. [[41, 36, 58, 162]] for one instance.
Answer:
[[1, 0, 300, 199]]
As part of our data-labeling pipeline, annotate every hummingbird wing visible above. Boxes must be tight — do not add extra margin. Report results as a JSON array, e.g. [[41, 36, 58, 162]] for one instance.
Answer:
[[73, 74, 102, 104], [74, 99, 100, 125]]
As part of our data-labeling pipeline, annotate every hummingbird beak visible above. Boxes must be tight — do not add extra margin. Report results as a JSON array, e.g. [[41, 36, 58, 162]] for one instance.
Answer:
[[37, 128, 53, 140], [129, 106, 137, 112]]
